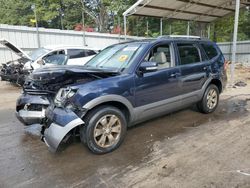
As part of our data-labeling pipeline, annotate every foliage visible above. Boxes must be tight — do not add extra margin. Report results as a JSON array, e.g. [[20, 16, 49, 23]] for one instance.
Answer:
[[0, 0, 249, 42]]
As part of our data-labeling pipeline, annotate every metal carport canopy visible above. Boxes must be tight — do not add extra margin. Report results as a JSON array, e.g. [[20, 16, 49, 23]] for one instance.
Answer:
[[123, 0, 244, 22], [123, 0, 247, 83]]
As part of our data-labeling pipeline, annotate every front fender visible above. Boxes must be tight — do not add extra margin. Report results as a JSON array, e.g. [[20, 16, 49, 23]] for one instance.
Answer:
[[44, 119, 84, 152], [82, 94, 135, 122], [44, 107, 84, 152]]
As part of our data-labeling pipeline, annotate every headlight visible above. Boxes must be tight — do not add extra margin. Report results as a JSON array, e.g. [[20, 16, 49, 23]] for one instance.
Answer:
[[23, 62, 32, 70], [54, 87, 78, 107]]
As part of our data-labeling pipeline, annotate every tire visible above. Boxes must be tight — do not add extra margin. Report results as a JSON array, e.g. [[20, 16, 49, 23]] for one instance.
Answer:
[[80, 106, 127, 154], [197, 84, 219, 114]]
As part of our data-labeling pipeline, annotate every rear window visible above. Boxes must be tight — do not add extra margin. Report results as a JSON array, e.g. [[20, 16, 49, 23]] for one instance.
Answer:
[[201, 43, 218, 60]]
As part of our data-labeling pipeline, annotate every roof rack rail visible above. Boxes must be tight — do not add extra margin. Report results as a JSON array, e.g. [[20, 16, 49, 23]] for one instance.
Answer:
[[157, 35, 202, 40]]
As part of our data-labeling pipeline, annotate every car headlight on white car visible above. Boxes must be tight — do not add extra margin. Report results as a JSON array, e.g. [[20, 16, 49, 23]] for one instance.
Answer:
[[13, 60, 20, 65], [54, 87, 78, 107], [23, 61, 33, 70]]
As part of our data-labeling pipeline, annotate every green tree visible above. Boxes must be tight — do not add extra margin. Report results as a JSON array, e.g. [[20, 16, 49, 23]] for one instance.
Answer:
[[0, 0, 250, 42]]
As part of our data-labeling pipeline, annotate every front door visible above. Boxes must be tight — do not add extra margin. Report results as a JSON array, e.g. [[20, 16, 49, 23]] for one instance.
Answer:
[[134, 42, 182, 120]]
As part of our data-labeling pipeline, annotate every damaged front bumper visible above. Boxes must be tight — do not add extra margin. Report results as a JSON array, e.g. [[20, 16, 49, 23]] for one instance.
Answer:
[[42, 107, 84, 152], [16, 94, 50, 125]]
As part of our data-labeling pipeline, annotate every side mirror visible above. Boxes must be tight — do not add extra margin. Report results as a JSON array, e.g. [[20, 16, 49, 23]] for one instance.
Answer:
[[139, 61, 158, 73], [37, 59, 45, 65]]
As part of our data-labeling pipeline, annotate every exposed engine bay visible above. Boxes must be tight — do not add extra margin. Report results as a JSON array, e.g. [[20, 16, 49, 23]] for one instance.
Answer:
[[0, 57, 30, 85]]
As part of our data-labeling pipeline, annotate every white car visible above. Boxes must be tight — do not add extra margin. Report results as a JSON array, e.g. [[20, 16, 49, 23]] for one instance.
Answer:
[[0, 38, 100, 84], [0, 38, 100, 69]]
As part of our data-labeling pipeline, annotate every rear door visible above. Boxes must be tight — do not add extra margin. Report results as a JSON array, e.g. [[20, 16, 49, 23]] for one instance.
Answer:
[[66, 49, 97, 65], [175, 42, 210, 95]]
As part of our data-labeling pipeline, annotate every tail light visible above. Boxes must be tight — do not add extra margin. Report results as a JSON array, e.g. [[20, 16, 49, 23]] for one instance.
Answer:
[[224, 60, 230, 71]]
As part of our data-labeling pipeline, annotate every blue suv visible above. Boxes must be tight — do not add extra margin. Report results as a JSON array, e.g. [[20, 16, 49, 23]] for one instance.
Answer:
[[42, 36, 227, 154]]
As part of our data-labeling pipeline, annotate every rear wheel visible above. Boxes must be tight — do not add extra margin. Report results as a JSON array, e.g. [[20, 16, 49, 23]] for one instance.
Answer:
[[197, 84, 219, 114], [80, 106, 127, 154]]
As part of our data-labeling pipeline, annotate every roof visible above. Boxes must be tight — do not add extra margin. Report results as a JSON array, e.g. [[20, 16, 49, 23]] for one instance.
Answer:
[[123, 0, 246, 23], [43, 45, 101, 51], [113, 35, 211, 46]]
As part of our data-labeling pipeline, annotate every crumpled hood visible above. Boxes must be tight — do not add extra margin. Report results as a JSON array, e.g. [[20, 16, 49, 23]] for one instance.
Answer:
[[24, 65, 118, 93], [31, 65, 117, 80]]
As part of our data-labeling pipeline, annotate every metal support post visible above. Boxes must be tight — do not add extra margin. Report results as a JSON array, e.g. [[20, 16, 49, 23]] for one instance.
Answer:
[[160, 18, 163, 36], [231, 0, 240, 84], [187, 21, 190, 36], [124, 16, 127, 40]]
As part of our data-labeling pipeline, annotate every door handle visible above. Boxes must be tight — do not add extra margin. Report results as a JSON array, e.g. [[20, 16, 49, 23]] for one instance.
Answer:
[[203, 66, 209, 70], [170, 72, 180, 78]]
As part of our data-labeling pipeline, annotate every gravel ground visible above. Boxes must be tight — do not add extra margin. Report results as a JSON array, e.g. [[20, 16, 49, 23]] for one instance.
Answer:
[[0, 66, 250, 188]]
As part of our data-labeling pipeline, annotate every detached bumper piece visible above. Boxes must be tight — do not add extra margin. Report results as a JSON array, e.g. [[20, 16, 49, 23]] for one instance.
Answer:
[[16, 94, 50, 125], [43, 107, 84, 152], [16, 109, 46, 125]]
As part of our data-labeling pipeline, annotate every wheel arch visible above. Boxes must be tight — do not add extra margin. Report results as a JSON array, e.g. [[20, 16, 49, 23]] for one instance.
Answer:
[[82, 95, 134, 124], [210, 78, 223, 93]]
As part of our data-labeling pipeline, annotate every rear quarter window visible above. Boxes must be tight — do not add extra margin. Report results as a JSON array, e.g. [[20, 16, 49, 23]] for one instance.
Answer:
[[201, 43, 219, 60]]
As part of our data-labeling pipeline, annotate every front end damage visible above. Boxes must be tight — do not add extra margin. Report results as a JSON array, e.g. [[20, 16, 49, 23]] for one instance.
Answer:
[[42, 107, 84, 152], [38, 68, 119, 152], [16, 94, 50, 125], [0, 58, 30, 85], [16, 77, 55, 125], [16, 66, 114, 125]]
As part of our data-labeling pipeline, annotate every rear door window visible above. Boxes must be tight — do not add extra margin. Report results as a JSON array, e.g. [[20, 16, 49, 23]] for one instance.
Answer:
[[85, 50, 96, 56], [201, 43, 218, 59], [43, 50, 65, 61], [47, 50, 65, 56], [67, 49, 86, 59], [177, 43, 201, 65]]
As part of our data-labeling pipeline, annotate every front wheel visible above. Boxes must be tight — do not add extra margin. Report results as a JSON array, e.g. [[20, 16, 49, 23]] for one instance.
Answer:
[[197, 84, 219, 114], [80, 106, 127, 154]]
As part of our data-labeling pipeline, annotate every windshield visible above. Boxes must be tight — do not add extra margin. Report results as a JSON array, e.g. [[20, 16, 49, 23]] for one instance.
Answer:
[[84, 43, 143, 71], [29, 47, 50, 60]]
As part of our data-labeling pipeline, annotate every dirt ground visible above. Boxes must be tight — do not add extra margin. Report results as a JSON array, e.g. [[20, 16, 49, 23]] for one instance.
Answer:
[[0, 66, 250, 188]]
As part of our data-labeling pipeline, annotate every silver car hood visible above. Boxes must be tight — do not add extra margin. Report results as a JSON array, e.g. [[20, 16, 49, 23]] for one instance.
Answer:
[[0, 38, 32, 60]]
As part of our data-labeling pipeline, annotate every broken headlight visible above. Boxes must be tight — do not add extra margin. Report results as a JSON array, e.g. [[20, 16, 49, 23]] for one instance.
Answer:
[[13, 61, 20, 65], [54, 87, 78, 107]]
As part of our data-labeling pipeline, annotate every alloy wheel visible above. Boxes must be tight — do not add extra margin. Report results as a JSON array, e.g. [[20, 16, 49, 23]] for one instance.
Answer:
[[93, 114, 122, 148], [206, 88, 218, 110]]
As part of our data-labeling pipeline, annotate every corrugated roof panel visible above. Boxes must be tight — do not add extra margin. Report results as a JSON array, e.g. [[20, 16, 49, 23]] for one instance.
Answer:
[[135, 7, 171, 16], [149, 0, 185, 8], [124, 0, 245, 22]]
